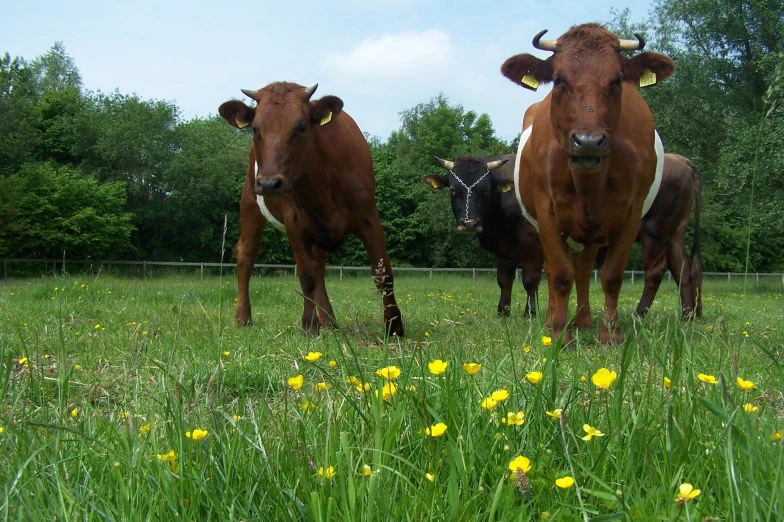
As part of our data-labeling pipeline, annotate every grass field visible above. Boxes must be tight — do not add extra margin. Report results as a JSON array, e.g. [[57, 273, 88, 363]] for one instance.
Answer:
[[1, 271, 783, 521]]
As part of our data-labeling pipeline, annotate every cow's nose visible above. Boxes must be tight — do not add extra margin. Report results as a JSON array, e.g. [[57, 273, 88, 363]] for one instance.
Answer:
[[570, 133, 608, 155], [461, 218, 479, 228], [257, 177, 283, 195]]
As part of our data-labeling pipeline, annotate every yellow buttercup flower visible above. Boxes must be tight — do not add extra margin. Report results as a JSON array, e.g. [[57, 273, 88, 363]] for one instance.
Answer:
[[736, 377, 755, 391], [425, 473, 435, 482], [156, 450, 178, 472], [491, 389, 509, 402], [355, 382, 372, 392], [300, 400, 316, 410], [315, 382, 332, 392], [428, 359, 448, 375], [120, 411, 130, 420], [481, 397, 498, 410], [591, 368, 617, 389], [70, 408, 79, 418], [18, 357, 29, 368], [346, 376, 362, 387], [770, 430, 783, 441], [674, 483, 701, 504], [545, 408, 562, 420], [526, 372, 543, 384], [555, 476, 575, 489], [462, 363, 481, 375], [0, 427, 4, 433], [579, 375, 587, 383], [664, 377, 672, 389], [743, 403, 759, 413], [502, 411, 525, 426], [541, 336, 552, 347], [318, 466, 336, 479], [425, 422, 448, 437], [139, 423, 151, 436], [185, 428, 208, 440], [222, 351, 230, 356], [697, 373, 718, 384], [378, 382, 398, 401], [362, 464, 372, 477], [581, 424, 605, 441], [406, 385, 416, 392], [508, 455, 531, 474], [287, 375, 304, 391], [329, 360, 337, 368], [304, 351, 323, 362], [523, 345, 531, 353], [376, 366, 401, 380]]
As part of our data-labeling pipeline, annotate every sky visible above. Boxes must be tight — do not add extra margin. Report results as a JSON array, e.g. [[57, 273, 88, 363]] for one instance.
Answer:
[[3, 0, 653, 142]]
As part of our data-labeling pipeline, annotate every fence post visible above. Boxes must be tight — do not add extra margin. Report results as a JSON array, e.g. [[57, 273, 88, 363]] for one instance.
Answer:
[[594, 270, 598, 283], [340, 267, 343, 281], [756, 273, 759, 284], [429, 268, 433, 279], [728, 272, 731, 283], [631, 271, 634, 284], [472, 268, 476, 280], [294, 265, 297, 278], [200, 262, 204, 280], [143, 261, 147, 279]]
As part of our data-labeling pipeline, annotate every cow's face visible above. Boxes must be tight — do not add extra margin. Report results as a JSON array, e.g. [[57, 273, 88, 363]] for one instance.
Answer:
[[501, 24, 674, 172], [423, 157, 511, 235], [218, 82, 343, 196]]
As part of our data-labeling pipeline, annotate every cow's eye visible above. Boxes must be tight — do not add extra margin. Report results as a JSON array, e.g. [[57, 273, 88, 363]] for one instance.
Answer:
[[293, 122, 307, 136], [553, 76, 567, 91], [608, 76, 622, 93], [251, 125, 259, 136]]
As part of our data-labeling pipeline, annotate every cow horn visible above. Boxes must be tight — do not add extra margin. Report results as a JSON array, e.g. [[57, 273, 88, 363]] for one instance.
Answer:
[[532, 29, 558, 51], [305, 83, 318, 100], [434, 156, 455, 170], [486, 159, 508, 171], [618, 33, 646, 51], [241, 88, 257, 100]]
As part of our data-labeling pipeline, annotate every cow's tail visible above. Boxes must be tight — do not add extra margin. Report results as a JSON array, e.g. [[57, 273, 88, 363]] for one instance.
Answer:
[[685, 157, 703, 317]]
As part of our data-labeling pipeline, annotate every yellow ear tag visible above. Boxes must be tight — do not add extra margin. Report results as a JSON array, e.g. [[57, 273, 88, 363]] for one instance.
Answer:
[[521, 75, 539, 91], [320, 111, 332, 126], [236, 119, 250, 128], [500, 184, 512, 193], [430, 179, 440, 189], [639, 69, 657, 88]]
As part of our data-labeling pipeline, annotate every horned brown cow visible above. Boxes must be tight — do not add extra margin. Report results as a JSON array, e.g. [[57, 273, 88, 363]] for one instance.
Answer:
[[218, 82, 404, 337], [501, 24, 675, 344]]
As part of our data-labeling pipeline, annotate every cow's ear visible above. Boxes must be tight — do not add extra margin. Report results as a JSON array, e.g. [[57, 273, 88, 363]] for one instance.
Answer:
[[311, 95, 344, 126], [622, 52, 675, 88], [423, 174, 448, 190], [219, 100, 255, 129], [495, 179, 514, 194], [500, 54, 554, 91]]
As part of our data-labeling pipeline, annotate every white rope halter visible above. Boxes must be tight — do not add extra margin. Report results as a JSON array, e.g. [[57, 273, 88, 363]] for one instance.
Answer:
[[450, 169, 490, 221]]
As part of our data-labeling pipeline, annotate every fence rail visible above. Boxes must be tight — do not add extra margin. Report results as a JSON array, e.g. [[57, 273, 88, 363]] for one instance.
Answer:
[[3, 258, 783, 285]]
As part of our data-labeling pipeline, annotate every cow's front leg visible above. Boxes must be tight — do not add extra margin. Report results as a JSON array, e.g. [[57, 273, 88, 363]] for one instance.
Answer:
[[574, 247, 598, 329], [357, 213, 404, 337], [496, 259, 516, 317], [235, 193, 266, 326], [288, 236, 321, 335], [521, 233, 543, 317], [600, 219, 641, 344], [538, 213, 575, 344], [312, 247, 338, 328]]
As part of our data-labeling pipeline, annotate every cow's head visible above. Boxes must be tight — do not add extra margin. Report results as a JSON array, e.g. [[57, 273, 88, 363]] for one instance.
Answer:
[[501, 24, 674, 172], [423, 156, 511, 235], [218, 82, 343, 196]]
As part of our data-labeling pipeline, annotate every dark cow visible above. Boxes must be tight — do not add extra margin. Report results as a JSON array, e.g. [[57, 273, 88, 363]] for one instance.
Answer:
[[218, 82, 404, 336], [634, 153, 703, 318], [423, 154, 543, 316], [501, 24, 675, 343]]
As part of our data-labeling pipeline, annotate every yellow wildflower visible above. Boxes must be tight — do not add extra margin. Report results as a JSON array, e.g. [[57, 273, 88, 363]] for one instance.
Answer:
[[523, 345, 531, 353], [508, 455, 531, 474], [555, 476, 575, 489], [664, 376, 672, 389], [579, 375, 587, 383], [346, 375, 362, 387], [304, 351, 323, 362], [18, 357, 29, 368], [185, 428, 208, 440], [376, 366, 401, 380], [526, 372, 543, 384], [428, 359, 448, 375], [222, 351, 230, 356], [120, 411, 130, 420], [300, 400, 316, 410], [545, 409, 562, 420], [674, 483, 701, 504], [736, 377, 755, 391], [139, 423, 151, 435], [425, 473, 435, 482], [315, 382, 332, 392], [156, 450, 178, 472], [318, 466, 336, 479], [581, 424, 605, 441], [491, 389, 509, 402], [481, 397, 498, 410], [697, 373, 718, 384], [462, 363, 481, 375], [770, 430, 783, 441], [743, 403, 759, 413], [502, 411, 525, 426], [329, 360, 337, 368], [406, 385, 416, 392], [287, 375, 304, 391], [541, 336, 552, 347], [591, 368, 617, 389], [425, 422, 448, 437], [70, 408, 79, 418], [362, 464, 372, 477], [378, 382, 397, 401]]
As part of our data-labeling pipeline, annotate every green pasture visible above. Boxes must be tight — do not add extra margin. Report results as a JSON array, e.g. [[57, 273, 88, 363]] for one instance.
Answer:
[[1, 272, 783, 521]]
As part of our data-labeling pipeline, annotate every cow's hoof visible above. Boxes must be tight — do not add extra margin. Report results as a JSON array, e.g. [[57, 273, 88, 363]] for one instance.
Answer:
[[236, 316, 252, 326], [386, 318, 405, 338]]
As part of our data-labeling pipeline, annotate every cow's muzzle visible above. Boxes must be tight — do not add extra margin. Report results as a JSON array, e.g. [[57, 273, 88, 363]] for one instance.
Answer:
[[256, 176, 285, 196], [569, 133, 607, 170], [457, 218, 482, 235]]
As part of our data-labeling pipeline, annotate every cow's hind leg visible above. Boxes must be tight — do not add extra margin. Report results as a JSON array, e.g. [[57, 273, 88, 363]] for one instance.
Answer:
[[666, 239, 695, 320], [357, 213, 404, 337], [235, 197, 266, 326], [636, 233, 668, 319], [496, 259, 516, 316], [574, 248, 597, 329], [312, 247, 338, 328], [521, 239, 543, 317]]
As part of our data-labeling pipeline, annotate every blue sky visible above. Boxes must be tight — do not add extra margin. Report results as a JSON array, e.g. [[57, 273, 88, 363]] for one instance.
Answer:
[[3, 0, 653, 142]]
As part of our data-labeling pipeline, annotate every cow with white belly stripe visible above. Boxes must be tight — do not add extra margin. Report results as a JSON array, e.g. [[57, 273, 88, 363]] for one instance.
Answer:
[[424, 155, 544, 316]]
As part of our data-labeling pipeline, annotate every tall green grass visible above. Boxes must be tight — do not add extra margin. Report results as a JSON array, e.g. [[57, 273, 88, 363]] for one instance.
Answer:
[[1, 274, 782, 520]]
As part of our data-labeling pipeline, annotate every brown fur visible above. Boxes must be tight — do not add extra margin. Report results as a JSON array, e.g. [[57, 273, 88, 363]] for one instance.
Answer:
[[219, 82, 403, 336]]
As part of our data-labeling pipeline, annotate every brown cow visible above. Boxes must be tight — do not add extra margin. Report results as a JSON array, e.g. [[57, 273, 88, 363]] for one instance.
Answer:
[[501, 24, 675, 344], [218, 82, 404, 337]]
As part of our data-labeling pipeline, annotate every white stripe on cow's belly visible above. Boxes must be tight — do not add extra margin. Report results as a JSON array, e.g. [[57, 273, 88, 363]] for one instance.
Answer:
[[254, 161, 285, 232], [513, 125, 539, 232], [641, 131, 664, 218]]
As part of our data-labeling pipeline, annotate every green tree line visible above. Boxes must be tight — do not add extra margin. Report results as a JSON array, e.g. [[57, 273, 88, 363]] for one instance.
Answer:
[[1, 0, 782, 271]]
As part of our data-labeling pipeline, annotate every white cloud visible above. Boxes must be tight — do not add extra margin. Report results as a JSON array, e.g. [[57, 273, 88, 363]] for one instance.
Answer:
[[325, 29, 453, 79]]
